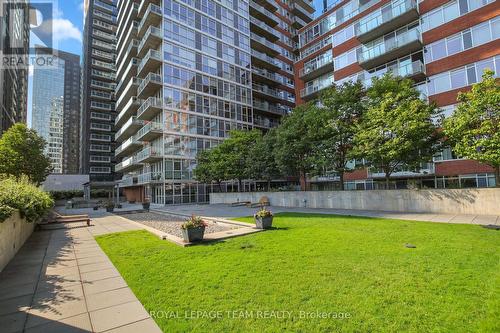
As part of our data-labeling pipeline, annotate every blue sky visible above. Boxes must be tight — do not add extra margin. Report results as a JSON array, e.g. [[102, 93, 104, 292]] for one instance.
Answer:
[[27, 0, 325, 126], [50, 0, 325, 58]]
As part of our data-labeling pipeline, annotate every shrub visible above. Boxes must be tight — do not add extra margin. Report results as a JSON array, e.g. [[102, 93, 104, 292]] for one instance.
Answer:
[[49, 190, 84, 200], [181, 215, 208, 230], [0, 176, 54, 223], [255, 208, 273, 218]]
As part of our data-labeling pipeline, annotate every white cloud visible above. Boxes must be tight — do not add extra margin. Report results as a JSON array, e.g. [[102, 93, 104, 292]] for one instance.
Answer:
[[50, 18, 82, 43]]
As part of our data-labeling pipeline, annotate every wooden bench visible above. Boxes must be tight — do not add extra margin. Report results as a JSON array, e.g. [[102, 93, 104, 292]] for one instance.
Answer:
[[246, 196, 270, 208], [231, 201, 251, 207], [37, 212, 91, 229]]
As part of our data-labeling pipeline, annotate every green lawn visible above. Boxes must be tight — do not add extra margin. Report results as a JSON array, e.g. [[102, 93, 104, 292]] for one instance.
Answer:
[[96, 213, 499, 333]]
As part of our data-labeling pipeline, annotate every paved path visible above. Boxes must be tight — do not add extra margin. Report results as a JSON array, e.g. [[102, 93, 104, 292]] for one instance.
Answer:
[[156, 204, 500, 225], [0, 215, 162, 333]]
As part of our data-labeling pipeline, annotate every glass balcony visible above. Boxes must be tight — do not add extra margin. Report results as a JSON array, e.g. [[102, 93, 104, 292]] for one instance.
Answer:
[[290, 3, 314, 23], [136, 146, 162, 163], [137, 49, 162, 77], [138, 0, 161, 17], [118, 176, 137, 188], [115, 116, 145, 142], [115, 155, 142, 173], [137, 172, 164, 185], [358, 28, 422, 69], [114, 134, 143, 158], [249, 17, 279, 41], [137, 3, 162, 36], [292, 15, 307, 29], [250, 33, 280, 56], [299, 54, 334, 81], [253, 84, 288, 103], [136, 121, 163, 142], [251, 50, 281, 71], [253, 99, 287, 116], [137, 97, 163, 121], [356, 0, 419, 43], [363, 60, 426, 87], [300, 77, 333, 100], [137, 73, 162, 99], [137, 26, 162, 58], [116, 77, 140, 106], [291, 0, 315, 14], [115, 97, 143, 127], [252, 67, 282, 86], [249, 1, 279, 27]]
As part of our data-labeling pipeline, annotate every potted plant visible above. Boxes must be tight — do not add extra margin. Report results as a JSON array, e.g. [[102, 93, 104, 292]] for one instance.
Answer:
[[142, 198, 150, 210], [105, 201, 115, 213], [181, 215, 208, 243], [254, 208, 273, 229]]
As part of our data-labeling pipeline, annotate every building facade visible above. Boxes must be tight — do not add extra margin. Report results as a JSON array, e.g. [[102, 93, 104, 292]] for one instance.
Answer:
[[114, 0, 313, 204], [32, 47, 81, 174], [295, 0, 500, 190], [80, 0, 118, 182], [0, 0, 30, 135]]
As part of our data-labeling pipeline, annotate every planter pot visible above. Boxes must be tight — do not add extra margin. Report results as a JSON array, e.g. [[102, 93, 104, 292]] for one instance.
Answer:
[[255, 216, 273, 229], [106, 207, 114, 213], [129, 201, 136, 204], [182, 226, 206, 243], [142, 202, 150, 210]]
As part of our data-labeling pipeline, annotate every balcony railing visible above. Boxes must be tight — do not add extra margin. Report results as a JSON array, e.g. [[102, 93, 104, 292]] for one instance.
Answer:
[[137, 49, 162, 75], [136, 146, 162, 163], [359, 28, 422, 68], [299, 54, 334, 78], [300, 78, 333, 99], [136, 121, 163, 141], [138, 26, 162, 56], [137, 97, 163, 120], [137, 3, 162, 35], [356, 0, 418, 42], [138, 73, 162, 97], [363, 60, 425, 86]]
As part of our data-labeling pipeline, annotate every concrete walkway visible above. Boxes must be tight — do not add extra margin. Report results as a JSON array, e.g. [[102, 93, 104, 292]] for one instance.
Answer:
[[0, 215, 162, 333], [156, 204, 500, 225]]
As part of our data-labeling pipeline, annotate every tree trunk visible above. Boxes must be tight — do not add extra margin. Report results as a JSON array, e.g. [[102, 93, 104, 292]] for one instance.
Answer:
[[238, 179, 243, 192], [339, 172, 345, 191], [267, 179, 271, 191], [300, 171, 307, 191], [495, 166, 500, 188], [385, 174, 391, 190]]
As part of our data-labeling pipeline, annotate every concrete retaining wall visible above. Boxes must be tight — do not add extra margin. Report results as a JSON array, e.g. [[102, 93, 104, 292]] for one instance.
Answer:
[[210, 189, 500, 215], [0, 211, 35, 272]]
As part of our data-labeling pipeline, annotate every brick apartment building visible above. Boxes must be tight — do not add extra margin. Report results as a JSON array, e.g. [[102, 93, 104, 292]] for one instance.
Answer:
[[294, 0, 499, 190]]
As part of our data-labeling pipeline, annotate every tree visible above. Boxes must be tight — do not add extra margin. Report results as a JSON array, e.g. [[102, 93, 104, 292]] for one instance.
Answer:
[[246, 129, 281, 190], [274, 103, 323, 190], [217, 129, 261, 190], [194, 130, 261, 191], [194, 146, 231, 191], [317, 81, 366, 190], [443, 70, 500, 187], [0, 123, 52, 185], [353, 74, 442, 188]]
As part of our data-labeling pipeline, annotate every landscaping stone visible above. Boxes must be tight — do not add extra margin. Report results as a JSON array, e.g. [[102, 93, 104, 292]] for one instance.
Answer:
[[124, 212, 240, 239]]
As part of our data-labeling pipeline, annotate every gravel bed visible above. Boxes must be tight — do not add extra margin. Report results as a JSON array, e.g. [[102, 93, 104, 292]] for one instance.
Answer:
[[123, 212, 240, 239]]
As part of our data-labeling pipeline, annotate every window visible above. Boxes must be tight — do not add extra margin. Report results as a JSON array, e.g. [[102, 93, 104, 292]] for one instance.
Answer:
[[450, 69, 466, 89]]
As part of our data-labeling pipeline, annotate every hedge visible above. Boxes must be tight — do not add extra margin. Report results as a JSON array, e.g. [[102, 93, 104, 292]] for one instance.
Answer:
[[49, 189, 111, 200], [0, 176, 54, 223]]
